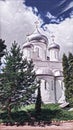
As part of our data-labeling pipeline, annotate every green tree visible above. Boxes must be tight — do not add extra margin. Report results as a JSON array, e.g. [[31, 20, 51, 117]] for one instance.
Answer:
[[35, 80, 42, 115], [0, 39, 6, 65], [62, 53, 69, 102], [62, 53, 73, 106], [68, 53, 73, 106], [0, 41, 37, 115]]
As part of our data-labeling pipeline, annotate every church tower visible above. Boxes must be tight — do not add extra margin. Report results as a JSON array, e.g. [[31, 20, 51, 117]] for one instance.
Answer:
[[48, 35, 60, 61]]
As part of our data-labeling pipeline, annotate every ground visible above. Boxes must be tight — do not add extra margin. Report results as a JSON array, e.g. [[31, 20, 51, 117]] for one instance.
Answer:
[[0, 122, 73, 130]]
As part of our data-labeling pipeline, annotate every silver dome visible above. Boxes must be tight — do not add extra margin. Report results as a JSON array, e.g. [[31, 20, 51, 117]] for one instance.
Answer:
[[23, 43, 33, 48], [27, 29, 48, 44], [48, 43, 60, 50]]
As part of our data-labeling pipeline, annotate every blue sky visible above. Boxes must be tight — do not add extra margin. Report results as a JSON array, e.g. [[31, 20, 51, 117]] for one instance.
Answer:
[[24, 0, 73, 26], [0, 0, 73, 56]]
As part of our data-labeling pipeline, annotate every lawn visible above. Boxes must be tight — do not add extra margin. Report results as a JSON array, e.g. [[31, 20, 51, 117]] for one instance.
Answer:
[[0, 104, 73, 126]]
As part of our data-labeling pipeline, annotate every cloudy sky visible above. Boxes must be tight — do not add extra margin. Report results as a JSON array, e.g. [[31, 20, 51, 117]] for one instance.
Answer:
[[0, 0, 73, 57]]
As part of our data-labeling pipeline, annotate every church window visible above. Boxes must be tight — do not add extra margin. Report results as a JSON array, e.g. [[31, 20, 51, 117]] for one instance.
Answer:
[[45, 50, 46, 59], [51, 81, 53, 90], [35, 47, 39, 57], [45, 81, 47, 89], [61, 81, 63, 89], [54, 51, 56, 59]]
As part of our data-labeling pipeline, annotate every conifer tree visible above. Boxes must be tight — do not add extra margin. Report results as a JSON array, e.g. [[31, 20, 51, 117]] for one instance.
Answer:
[[68, 53, 73, 106], [0, 39, 6, 65], [62, 53, 69, 102], [0, 41, 37, 115], [62, 53, 73, 106], [35, 80, 42, 114]]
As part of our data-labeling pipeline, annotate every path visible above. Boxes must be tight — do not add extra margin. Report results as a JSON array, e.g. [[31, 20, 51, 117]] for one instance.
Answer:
[[0, 122, 73, 130]]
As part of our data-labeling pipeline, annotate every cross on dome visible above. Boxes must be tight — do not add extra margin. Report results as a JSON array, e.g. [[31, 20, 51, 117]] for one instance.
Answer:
[[51, 34, 55, 42], [34, 21, 39, 29], [25, 21, 48, 44], [26, 21, 39, 37]]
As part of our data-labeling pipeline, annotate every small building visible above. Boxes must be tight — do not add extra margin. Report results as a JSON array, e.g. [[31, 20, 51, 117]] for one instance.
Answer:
[[23, 28, 65, 104]]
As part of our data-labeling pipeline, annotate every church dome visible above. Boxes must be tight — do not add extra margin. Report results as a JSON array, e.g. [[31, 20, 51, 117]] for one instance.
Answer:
[[36, 68, 53, 76], [27, 28, 48, 44], [23, 42, 33, 48], [48, 42, 60, 50]]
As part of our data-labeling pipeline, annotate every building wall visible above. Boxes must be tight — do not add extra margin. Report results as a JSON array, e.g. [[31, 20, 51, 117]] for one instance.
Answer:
[[55, 77, 65, 103], [37, 75, 55, 103], [33, 60, 63, 72], [37, 75, 65, 104], [49, 48, 59, 61]]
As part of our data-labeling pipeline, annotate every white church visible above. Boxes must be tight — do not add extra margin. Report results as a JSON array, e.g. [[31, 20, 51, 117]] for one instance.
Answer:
[[23, 27, 65, 104]]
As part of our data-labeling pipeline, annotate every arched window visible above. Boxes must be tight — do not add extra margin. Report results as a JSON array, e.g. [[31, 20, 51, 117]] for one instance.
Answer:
[[51, 81, 54, 90], [44, 80, 49, 91], [45, 80, 47, 89], [35, 47, 39, 57], [61, 81, 63, 89]]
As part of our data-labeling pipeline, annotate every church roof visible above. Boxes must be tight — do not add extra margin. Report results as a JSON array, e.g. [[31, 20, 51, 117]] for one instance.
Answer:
[[23, 42, 33, 48], [27, 28, 48, 44], [48, 42, 60, 50]]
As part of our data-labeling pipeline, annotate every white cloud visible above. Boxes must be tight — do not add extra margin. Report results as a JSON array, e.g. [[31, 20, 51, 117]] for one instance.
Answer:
[[46, 12, 55, 19], [57, 0, 67, 7], [0, 0, 73, 57], [44, 18, 73, 56], [64, 1, 73, 12], [0, 0, 38, 49], [55, 1, 73, 16]]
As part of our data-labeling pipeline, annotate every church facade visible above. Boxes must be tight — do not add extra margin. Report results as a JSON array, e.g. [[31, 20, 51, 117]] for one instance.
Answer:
[[23, 28, 65, 104]]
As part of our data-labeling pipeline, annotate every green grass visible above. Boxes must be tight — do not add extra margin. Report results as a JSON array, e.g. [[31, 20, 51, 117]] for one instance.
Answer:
[[0, 104, 73, 125], [21, 104, 35, 111], [41, 104, 73, 121]]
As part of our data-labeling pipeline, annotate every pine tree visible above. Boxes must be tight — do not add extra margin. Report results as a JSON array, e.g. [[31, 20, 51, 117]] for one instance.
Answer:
[[0, 41, 37, 115], [68, 53, 73, 106], [62, 53, 73, 106], [62, 53, 69, 102], [35, 80, 42, 115], [0, 39, 6, 65]]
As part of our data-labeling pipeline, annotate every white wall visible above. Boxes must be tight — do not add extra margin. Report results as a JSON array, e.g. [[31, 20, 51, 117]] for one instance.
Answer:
[[30, 41, 47, 61], [49, 48, 59, 61], [37, 76, 56, 103], [23, 48, 31, 59], [55, 78, 65, 103]]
